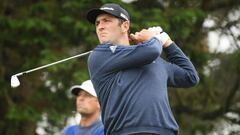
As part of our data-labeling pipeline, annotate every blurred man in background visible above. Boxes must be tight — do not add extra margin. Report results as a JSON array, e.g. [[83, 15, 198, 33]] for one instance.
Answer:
[[61, 80, 104, 135]]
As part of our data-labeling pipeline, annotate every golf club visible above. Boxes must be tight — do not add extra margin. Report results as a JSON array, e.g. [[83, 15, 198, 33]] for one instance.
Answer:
[[11, 50, 92, 88]]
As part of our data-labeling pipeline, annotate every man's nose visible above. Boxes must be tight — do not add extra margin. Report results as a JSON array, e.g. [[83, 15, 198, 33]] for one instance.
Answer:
[[97, 22, 105, 31]]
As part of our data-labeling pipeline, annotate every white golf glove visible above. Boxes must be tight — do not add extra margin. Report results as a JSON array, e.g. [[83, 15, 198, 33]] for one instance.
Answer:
[[154, 32, 170, 45], [147, 26, 163, 34], [148, 26, 170, 45]]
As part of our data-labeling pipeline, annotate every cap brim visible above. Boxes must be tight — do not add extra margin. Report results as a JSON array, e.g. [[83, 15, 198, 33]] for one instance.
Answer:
[[87, 9, 108, 24], [70, 86, 82, 96]]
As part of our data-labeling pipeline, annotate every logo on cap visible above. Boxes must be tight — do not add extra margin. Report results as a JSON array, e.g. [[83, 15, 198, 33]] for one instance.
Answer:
[[100, 7, 114, 11], [120, 13, 128, 21]]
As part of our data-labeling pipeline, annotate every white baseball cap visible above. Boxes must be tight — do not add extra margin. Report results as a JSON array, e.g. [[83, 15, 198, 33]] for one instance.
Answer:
[[70, 80, 97, 97]]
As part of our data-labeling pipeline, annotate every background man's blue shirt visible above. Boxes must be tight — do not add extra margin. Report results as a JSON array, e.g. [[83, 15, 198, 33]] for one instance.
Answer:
[[63, 119, 104, 135]]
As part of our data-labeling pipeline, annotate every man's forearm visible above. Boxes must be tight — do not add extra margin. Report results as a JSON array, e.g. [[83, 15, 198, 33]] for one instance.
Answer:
[[164, 43, 199, 87]]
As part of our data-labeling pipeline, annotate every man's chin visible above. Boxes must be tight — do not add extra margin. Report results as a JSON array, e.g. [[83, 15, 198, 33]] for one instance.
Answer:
[[100, 40, 112, 44]]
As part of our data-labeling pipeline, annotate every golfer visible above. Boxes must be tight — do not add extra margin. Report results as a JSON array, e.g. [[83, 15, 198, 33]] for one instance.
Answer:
[[87, 3, 199, 135]]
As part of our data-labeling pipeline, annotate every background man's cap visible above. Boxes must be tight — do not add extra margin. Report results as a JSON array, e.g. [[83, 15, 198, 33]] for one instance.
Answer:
[[87, 3, 130, 24], [70, 80, 97, 97]]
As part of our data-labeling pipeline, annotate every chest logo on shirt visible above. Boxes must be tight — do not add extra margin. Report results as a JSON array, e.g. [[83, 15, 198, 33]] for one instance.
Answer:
[[109, 45, 117, 53]]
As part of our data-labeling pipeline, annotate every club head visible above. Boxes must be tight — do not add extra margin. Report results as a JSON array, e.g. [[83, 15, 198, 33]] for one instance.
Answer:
[[11, 75, 20, 88]]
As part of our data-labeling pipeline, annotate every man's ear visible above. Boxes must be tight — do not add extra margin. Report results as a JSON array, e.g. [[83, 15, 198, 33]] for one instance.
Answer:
[[122, 21, 130, 33]]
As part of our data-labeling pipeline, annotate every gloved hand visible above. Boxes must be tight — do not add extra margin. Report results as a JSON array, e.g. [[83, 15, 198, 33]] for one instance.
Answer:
[[148, 26, 171, 45], [154, 32, 171, 45], [147, 26, 163, 34]]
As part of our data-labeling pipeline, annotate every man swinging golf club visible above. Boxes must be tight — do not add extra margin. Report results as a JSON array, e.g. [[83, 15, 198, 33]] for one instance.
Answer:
[[87, 3, 199, 135]]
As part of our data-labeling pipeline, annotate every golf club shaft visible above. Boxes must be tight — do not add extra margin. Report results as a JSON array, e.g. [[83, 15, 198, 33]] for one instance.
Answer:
[[15, 50, 92, 77]]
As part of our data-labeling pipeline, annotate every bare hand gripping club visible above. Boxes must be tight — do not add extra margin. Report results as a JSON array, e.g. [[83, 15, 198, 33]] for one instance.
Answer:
[[11, 50, 92, 88]]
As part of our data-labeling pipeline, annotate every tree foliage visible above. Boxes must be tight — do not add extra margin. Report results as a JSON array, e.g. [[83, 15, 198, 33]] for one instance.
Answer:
[[0, 0, 239, 134]]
